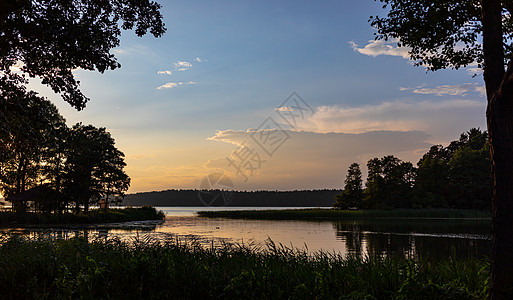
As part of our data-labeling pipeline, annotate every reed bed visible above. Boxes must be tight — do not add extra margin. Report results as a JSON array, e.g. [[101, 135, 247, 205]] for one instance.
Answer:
[[0, 235, 489, 299], [0, 206, 165, 226], [197, 208, 492, 220]]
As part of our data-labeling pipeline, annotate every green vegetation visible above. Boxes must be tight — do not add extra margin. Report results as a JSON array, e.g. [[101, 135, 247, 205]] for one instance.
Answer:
[[1, 89, 130, 214], [0, 236, 489, 299], [1, 1, 165, 110], [0, 207, 164, 226], [335, 129, 491, 210], [197, 208, 491, 220], [1, 0, 165, 214]]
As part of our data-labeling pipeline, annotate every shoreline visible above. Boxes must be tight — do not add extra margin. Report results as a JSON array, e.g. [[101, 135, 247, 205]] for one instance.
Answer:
[[0, 207, 165, 227], [197, 208, 492, 220]]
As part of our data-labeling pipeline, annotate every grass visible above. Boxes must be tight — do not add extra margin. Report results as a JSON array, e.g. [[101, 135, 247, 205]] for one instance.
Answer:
[[0, 206, 165, 226], [0, 235, 490, 299], [197, 208, 492, 220]]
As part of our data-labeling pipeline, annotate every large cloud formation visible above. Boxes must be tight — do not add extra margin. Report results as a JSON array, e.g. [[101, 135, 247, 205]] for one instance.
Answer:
[[205, 129, 431, 190]]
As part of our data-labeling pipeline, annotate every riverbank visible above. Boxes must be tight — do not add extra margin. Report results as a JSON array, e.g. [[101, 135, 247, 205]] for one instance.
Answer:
[[0, 206, 165, 227], [0, 236, 488, 299], [197, 208, 492, 220]]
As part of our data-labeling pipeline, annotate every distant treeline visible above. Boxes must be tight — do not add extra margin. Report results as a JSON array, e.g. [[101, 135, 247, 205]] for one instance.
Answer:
[[122, 189, 341, 207]]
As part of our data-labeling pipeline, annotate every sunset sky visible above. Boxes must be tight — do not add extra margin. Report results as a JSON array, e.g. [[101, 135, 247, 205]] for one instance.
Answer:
[[29, 0, 486, 193]]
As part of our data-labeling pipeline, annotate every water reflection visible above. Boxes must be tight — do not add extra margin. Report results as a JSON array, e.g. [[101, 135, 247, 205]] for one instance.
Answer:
[[333, 219, 491, 259], [0, 215, 491, 259]]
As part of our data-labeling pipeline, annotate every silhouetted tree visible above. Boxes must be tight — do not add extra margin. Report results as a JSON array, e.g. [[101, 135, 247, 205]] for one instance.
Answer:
[[0, 0, 166, 110], [0, 81, 66, 202], [363, 155, 415, 209], [413, 129, 490, 209], [413, 146, 450, 208], [372, 2, 512, 294], [447, 144, 491, 209], [334, 163, 363, 209], [64, 124, 130, 212]]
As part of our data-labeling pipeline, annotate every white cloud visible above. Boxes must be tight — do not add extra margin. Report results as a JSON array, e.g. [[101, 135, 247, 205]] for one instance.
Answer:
[[465, 62, 482, 75], [275, 106, 293, 112], [157, 82, 178, 89], [156, 81, 197, 89], [400, 83, 485, 96], [194, 57, 206, 62], [349, 38, 410, 59], [9, 61, 25, 72], [174, 61, 192, 71], [157, 70, 172, 75], [294, 99, 485, 145]]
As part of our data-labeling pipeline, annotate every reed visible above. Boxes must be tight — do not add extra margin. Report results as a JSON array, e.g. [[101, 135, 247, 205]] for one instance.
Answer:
[[0, 235, 489, 299], [0, 206, 165, 226]]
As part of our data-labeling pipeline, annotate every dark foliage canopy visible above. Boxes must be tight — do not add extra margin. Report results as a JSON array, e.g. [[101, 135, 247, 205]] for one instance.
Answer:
[[370, 0, 513, 71], [0, 0, 166, 110]]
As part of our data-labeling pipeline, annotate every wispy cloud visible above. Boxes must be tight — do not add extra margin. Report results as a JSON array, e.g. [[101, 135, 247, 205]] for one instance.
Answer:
[[156, 81, 197, 89], [465, 62, 482, 75], [194, 57, 206, 62], [298, 99, 482, 133], [174, 61, 192, 71], [293, 99, 485, 145], [349, 38, 410, 59], [157, 70, 172, 75], [400, 83, 485, 96], [275, 106, 293, 112]]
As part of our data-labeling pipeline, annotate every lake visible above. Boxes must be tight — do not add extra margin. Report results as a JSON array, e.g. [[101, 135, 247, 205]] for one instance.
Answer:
[[1, 207, 492, 259]]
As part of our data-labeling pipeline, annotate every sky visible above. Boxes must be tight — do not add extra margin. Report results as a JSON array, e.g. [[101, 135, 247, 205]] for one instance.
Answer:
[[29, 0, 487, 193]]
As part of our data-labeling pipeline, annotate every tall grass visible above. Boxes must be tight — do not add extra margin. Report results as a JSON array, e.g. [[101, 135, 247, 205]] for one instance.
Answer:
[[0, 235, 489, 299], [197, 208, 492, 220], [0, 206, 165, 226]]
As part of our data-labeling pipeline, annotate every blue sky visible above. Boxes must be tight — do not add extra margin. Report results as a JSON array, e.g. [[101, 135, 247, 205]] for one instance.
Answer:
[[32, 0, 486, 192]]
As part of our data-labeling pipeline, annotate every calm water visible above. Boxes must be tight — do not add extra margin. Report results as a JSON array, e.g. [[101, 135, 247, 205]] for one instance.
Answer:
[[1, 207, 492, 259]]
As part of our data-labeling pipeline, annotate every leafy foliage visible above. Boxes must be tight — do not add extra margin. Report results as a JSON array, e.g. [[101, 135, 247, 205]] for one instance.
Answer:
[[370, 1, 486, 71], [334, 163, 364, 209], [0, 81, 66, 199], [363, 155, 415, 209], [1, 88, 130, 213], [64, 124, 130, 211], [0, 0, 166, 110], [338, 128, 490, 210]]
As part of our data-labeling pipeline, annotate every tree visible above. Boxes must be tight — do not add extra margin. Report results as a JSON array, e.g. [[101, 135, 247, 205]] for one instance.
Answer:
[[0, 0, 166, 110], [372, 1, 513, 296], [363, 157, 387, 208], [447, 145, 491, 209], [0, 79, 66, 202], [414, 145, 452, 208], [334, 163, 363, 209], [64, 123, 130, 212], [413, 129, 490, 209], [363, 155, 415, 209]]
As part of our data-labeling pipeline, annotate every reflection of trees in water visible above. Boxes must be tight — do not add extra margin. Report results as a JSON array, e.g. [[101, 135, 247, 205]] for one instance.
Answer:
[[335, 221, 363, 258], [333, 220, 491, 259]]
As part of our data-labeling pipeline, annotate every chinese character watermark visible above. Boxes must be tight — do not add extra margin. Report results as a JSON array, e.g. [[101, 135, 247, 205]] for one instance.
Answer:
[[198, 92, 313, 206]]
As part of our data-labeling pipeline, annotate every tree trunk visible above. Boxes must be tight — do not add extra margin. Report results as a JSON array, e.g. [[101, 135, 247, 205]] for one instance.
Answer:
[[488, 62, 513, 299], [481, 0, 513, 298]]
